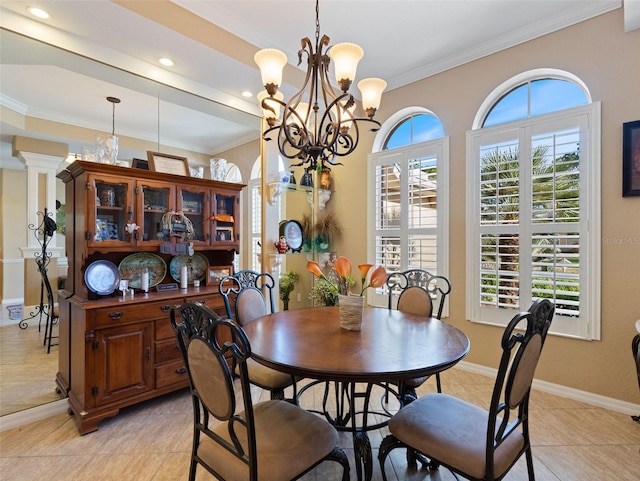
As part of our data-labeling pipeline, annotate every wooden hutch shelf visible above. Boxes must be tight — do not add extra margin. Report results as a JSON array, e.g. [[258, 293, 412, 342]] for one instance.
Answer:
[[57, 161, 245, 434]]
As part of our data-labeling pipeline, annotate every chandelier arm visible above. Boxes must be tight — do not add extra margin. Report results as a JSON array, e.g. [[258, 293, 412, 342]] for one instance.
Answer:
[[316, 92, 350, 149]]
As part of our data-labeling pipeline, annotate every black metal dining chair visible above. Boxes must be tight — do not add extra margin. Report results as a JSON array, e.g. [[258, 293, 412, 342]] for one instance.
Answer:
[[37, 259, 59, 354], [378, 299, 555, 481], [219, 269, 298, 401], [386, 269, 452, 400], [171, 302, 350, 481]]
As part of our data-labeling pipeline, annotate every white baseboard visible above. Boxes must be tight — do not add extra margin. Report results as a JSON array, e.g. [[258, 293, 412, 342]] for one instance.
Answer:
[[457, 361, 640, 416], [0, 399, 69, 432]]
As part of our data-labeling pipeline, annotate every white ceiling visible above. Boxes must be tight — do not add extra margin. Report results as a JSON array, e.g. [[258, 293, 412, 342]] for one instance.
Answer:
[[0, 0, 632, 167]]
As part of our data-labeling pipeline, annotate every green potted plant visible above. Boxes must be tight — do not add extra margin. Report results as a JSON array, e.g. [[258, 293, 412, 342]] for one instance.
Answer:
[[279, 270, 299, 310], [309, 277, 339, 306]]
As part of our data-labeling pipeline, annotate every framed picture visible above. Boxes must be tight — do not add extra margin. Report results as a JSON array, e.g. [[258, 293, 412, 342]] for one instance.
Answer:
[[207, 266, 232, 285], [623, 120, 640, 197], [147, 151, 190, 177], [132, 158, 149, 170], [215, 227, 234, 242]]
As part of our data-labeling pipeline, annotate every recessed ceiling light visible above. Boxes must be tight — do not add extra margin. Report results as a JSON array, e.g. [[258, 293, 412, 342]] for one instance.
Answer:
[[27, 6, 51, 19], [242, 91, 253, 98], [158, 57, 174, 67]]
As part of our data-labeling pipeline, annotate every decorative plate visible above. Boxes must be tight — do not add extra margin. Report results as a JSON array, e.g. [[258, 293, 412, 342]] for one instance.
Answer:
[[84, 260, 120, 295], [169, 252, 209, 285], [118, 252, 167, 289], [280, 219, 304, 252]]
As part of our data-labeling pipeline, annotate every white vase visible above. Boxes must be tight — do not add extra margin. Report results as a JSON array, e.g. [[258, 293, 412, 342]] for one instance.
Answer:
[[338, 294, 364, 331]]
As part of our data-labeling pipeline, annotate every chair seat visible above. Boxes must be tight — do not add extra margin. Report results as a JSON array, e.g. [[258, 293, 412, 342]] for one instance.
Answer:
[[389, 393, 525, 480], [236, 358, 294, 390], [199, 399, 338, 481]]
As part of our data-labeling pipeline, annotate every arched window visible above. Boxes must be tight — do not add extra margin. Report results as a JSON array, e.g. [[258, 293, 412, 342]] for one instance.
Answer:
[[368, 108, 449, 312], [483, 78, 589, 127], [248, 156, 286, 272], [383, 112, 445, 149], [466, 69, 600, 340]]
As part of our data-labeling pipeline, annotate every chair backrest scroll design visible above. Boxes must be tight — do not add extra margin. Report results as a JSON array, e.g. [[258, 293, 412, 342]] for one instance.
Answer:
[[219, 269, 275, 321], [171, 302, 259, 479], [485, 298, 554, 476], [386, 269, 451, 319]]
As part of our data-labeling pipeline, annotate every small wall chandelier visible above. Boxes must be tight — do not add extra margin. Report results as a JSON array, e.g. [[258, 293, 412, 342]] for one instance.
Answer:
[[255, 0, 386, 172]]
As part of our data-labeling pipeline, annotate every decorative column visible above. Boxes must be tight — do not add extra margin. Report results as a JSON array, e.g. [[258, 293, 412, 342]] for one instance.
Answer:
[[14, 137, 67, 306]]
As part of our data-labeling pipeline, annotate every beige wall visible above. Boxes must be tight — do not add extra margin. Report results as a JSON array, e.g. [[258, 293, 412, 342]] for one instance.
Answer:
[[0, 168, 28, 302], [333, 8, 640, 404]]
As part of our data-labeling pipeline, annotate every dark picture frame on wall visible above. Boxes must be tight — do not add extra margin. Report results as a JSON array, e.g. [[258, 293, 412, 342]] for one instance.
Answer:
[[622, 120, 640, 197]]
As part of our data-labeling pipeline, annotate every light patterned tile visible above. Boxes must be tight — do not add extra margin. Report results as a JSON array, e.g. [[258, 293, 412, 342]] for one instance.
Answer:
[[69, 453, 167, 481], [535, 444, 640, 481], [0, 454, 93, 481]]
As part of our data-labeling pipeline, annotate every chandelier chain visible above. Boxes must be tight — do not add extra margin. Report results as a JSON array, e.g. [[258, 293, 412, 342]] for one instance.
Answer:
[[315, 0, 320, 44]]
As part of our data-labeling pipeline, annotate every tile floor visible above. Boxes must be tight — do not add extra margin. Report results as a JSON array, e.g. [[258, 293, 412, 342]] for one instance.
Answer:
[[1, 367, 639, 481]]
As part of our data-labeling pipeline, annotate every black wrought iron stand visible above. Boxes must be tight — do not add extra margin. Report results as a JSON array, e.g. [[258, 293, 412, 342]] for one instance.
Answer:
[[19, 209, 57, 331]]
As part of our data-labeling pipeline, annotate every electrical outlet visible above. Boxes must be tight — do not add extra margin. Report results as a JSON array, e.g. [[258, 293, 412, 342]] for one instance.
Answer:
[[297, 293, 301, 302]]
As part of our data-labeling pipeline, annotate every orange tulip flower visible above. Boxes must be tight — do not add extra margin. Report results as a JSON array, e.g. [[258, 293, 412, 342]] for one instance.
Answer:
[[334, 256, 352, 279], [358, 264, 387, 295], [306, 261, 324, 278], [369, 265, 387, 288], [358, 264, 373, 281]]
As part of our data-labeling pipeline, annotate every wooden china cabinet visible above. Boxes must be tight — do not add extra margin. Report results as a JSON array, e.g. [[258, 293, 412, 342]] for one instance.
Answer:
[[57, 161, 244, 434]]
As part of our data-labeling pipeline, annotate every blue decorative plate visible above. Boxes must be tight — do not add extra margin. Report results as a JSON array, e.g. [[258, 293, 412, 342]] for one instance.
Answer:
[[85, 260, 120, 295], [169, 253, 209, 285]]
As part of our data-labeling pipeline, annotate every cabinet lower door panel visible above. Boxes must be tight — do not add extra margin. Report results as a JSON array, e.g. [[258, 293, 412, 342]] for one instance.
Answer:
[[93, 323, 153, 406]]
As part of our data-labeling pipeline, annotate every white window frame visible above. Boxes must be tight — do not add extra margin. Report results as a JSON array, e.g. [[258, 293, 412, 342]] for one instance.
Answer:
[[465, 102, 601, 340], [368, 138, 450, 312]]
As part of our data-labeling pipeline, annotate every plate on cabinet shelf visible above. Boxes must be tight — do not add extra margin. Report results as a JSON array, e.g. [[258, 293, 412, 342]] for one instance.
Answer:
[[84, 260, 120, 295], [118, 252, 167, 289], [169, 252, 209, 285], [279, 219, 304, 252]]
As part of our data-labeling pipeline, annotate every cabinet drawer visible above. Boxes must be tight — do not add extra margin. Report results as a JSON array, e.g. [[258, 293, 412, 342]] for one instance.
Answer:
[[156, 360, 189, 388], [185, 293, 227, 316], [92, 301, 178, 329], [156, 337, 181, 364], [155, 317, 176, 341]]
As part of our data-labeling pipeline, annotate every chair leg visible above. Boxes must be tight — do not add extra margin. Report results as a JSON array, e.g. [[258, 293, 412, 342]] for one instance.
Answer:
[[45, 315, 58, 354], [525, 447, 536, 480], [325, 446, 350, 481], [270, 388, 285, 400], [378, 434, 404, 481]]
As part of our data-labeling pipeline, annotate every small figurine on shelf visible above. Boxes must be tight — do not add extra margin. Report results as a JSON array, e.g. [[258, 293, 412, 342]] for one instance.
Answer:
[[275, 235, 290, 254]]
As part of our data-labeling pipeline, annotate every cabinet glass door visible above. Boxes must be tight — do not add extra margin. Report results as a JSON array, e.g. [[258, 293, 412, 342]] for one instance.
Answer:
[[138, 180, 175, 246], [88, 175, 134, 247], [177, 186, 209, 244], [212, 191, 237, 245]]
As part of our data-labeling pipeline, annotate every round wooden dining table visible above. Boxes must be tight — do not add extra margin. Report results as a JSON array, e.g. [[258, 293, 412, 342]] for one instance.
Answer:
[[242, 305, 470, 481]]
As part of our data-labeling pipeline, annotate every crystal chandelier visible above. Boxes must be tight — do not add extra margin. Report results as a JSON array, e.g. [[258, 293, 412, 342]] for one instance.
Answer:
[[254, 0, 386, 172], [96, 96, 120, 164]]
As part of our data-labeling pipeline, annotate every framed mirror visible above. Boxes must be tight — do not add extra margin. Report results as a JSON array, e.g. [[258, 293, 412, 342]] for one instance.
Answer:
[[0, 28, 260, 417]]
